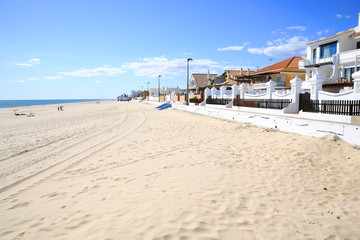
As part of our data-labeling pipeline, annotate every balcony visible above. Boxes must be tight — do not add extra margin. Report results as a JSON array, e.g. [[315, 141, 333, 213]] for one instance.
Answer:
[[300, 57, 333, 68], [338, 49, 360, 65]]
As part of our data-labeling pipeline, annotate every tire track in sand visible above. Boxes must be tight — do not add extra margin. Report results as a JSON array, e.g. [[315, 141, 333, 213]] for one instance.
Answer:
[[0, 106, 130, 179], [0, 105, 147, 196]]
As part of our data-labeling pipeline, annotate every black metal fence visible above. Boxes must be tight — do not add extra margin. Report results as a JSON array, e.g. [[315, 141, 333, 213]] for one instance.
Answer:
[[233, 96, 292, 109], [302, 100, 360, 116], [206, 97, 232, 105]]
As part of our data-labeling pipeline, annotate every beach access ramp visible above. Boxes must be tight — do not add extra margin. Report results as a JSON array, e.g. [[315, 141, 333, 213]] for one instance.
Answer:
[[155, 103, 172, 110]]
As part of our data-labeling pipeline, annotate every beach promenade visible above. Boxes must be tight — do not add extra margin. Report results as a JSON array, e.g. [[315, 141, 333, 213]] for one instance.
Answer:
[[0, 101, 359, 239]]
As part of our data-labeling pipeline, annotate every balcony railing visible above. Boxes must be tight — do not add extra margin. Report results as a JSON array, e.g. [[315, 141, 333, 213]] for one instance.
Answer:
[[302, 57, 333, 67]]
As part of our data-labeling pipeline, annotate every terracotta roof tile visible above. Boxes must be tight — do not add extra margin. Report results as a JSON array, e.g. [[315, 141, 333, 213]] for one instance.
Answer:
[[251, 57, 304, 75]]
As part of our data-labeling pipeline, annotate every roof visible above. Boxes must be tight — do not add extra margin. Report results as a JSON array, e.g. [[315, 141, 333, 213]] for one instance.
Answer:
[[307, 28, 354, 45], [350, 31, 360, 37], [251, 56, 305, 76], [191, 73, 217, 88]]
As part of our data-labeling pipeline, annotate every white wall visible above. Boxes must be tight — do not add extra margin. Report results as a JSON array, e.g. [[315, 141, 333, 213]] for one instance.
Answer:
[[318, 90, 360, 100]]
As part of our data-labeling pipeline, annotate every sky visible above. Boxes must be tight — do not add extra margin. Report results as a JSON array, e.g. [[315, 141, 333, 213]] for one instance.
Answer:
[[0, 0, 359, 99]]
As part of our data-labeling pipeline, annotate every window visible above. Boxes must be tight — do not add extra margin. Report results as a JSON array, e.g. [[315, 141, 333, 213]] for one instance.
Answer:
[[216, 76, 223, 84], [312, 48, 317, 61], [357, 42, 360, 49], [345, 66, 360, 81], [320, 41, 337, 59], [345, 67, 355, 81]]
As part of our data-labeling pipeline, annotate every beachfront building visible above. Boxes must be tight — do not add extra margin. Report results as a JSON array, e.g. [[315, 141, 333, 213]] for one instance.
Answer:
[[212, 69, 253, 88], [189, 73, 217, 94], [130, 90, 142, 97], [299, 13, 360, 93], [249, 57, 306, 90]]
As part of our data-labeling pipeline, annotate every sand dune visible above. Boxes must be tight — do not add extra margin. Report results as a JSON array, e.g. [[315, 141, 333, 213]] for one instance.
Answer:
[[0, 101, 359, 239]]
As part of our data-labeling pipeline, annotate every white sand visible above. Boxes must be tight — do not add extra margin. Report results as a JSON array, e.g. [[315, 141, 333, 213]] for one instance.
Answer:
[[0, 101, 359, 239]]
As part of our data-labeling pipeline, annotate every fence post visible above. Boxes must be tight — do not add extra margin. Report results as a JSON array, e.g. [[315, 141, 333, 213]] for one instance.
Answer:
[[290, 76, 303, 112], [232, 84, 239, 99], [204, 87, 211, 99], [201, 88, 211, 106], [211, 87, 218, 98], [266, 80, 276, 100], [239, 83, 248, 99], [220, 86, 226, 99], [309, 74, 324, 100], [352, 70, 360, 94]]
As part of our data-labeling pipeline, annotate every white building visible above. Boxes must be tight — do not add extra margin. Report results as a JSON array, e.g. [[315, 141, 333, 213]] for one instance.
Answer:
[[299, 13, 360, 92], [149, 87, 183, 98]]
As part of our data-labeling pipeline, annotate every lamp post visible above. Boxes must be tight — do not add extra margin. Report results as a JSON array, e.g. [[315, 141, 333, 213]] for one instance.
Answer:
[[186, 58, 193, 106], [158, 75, 162, 102], [147, 82, 150, 101]]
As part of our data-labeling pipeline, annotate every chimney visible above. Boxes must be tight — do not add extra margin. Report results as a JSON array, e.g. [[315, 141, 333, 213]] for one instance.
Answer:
[[240, 68, 243, 75], [247, 68, 250, 75], [355, 13, 360, 32]]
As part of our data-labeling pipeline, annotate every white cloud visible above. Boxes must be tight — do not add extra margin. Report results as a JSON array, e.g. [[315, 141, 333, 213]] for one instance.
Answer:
[[15, 63, 33, 67], [124, 57, 221, 78], [286, 26, 306, 31], [27, 77, 40, 80], [183, 52, 193, 55], [58, 66, 125, 77], [94, 80, 103, 83], [29, 58, 40, 64], [15, 58, 40, 67], [217, 46, 244, 51], [336, 14, 350, 19], [247, 48, 264, 54], [43, 76, 63, 80], [317, 29, 329, 36], [217, 42, 250, 51], [267, 41, 273, 46], [247, 36, 308, 58]]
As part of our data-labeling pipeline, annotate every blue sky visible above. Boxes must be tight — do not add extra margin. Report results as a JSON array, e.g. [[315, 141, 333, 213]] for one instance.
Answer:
[[0, 0, 359, 99]]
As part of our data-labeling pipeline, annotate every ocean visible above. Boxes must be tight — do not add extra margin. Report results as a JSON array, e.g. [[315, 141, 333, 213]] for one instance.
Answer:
[[0, 99, 109, 109]]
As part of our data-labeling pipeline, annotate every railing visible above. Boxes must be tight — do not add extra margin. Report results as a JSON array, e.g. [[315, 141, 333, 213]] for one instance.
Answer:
[[338, 49, 360, 63], [302, 100, 360, 115], [233, 96, 292, 109], [303, 57, 332, 67], [206, 97, 232, 105]]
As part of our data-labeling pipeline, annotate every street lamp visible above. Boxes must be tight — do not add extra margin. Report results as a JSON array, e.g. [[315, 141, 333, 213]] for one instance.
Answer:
[[147, 82, 150, 101], [186, 58, 193, 106], [158, 75, 162, 102]]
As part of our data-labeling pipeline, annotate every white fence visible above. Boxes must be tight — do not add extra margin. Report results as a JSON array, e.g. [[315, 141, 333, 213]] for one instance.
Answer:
[[201, 71, 360, 113]]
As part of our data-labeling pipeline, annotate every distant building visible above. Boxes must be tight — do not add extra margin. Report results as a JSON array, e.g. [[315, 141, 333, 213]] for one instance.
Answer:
[[130, 90, 142, 97], [189, 73, 217, 93], [212, 69, 254, 88], [250, 57, 306, 90]]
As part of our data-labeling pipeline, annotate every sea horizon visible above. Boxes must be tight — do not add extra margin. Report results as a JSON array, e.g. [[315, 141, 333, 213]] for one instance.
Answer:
[[0, 99, 113, 109]]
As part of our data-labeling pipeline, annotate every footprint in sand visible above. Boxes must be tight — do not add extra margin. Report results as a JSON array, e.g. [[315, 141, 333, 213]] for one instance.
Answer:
[[9, 202, 29, 209]]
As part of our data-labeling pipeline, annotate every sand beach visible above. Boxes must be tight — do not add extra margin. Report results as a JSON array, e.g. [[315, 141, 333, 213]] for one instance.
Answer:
[[0, 101, 359, 239]]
